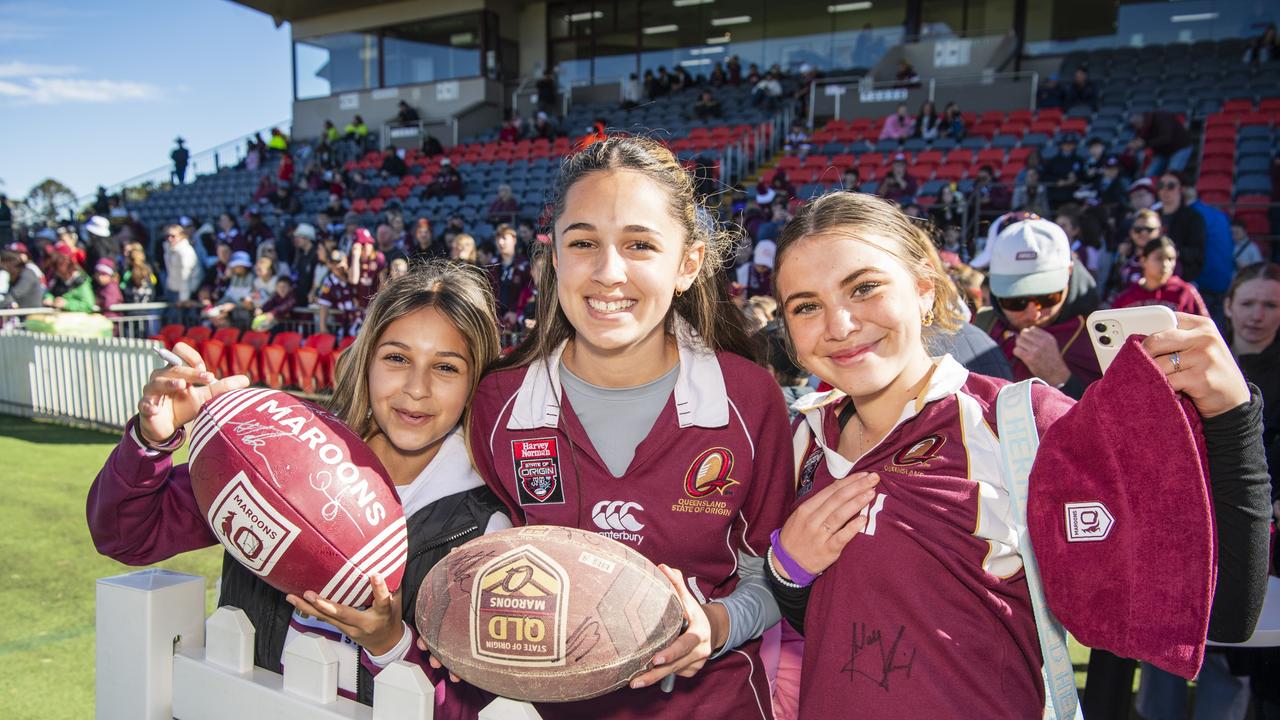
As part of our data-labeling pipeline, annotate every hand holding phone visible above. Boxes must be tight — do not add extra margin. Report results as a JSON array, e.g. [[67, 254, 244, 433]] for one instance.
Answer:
[[1087, 306, 1177, 373]]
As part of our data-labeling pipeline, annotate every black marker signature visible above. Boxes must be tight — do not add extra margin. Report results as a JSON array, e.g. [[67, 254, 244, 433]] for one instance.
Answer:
[[566, 617, 602, 663], [450, 549, 499, 593], [841, 622, 916, 691]]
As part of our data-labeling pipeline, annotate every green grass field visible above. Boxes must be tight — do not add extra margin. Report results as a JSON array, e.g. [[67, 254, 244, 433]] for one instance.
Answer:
[[0, 414, 1114, 719], [0, 415, 223, 720]]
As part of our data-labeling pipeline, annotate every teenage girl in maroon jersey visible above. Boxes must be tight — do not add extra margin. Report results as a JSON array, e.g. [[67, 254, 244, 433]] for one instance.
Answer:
[[764, 192, 1268, 719], [452, 135, 794, 720]]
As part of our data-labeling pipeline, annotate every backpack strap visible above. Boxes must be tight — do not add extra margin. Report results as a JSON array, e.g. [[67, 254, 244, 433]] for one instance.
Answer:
[[996, 379, 1083, 720]]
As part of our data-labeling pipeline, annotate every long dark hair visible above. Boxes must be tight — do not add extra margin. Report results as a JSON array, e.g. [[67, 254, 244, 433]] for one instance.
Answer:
[[500, 135, 759, 369]]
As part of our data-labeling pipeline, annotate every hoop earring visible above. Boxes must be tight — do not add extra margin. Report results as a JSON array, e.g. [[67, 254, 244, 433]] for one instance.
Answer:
[[675, 288, 685, 298], [922, 309, 935, 327]]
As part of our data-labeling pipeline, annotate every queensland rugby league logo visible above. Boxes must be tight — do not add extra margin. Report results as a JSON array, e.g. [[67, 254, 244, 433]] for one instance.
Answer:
[[684, 447, 739, 498], [471, 545, 569, 666], [512, 437, 565, 505], [892, 434, 945, 467]]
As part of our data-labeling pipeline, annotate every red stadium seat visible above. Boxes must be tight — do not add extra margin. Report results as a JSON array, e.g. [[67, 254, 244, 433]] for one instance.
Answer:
[[1197, 175, 1232, 194], [200, 339, 226, 379], [946, 149, 974, 166], [907, 164, 935, 181], [1036, 108, 1064, 122], [152, 323, 185, 348], [1259, 98, 1280, 113], [213, 327, 241, 347], [1238, 113, 1273, 127], [293, 346, 320, 394], [935, 163, 966, 181], [260, 344, 287, 389], [185, 326, 212, 345], [306, 333, 338, 390], [976, 148, 1006, 165], [1223, 98, 1255, 113], [1200, 189, 1231, 205], [230, 342, 260, 383], [917, 150, 944, 165], [1199, 157, 1234, 175]]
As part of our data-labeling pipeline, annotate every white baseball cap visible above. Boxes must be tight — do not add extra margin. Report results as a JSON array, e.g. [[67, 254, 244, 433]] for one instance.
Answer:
[[753, 240, 777, 269], [987, 217, 1072, 298]]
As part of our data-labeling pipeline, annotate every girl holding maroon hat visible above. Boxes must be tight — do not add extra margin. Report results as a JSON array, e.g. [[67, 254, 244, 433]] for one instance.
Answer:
[[765, 192, 1270, 718]]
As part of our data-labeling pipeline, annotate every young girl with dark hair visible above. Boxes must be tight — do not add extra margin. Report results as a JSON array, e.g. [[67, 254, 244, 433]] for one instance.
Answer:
[[87, 262, 509, 716], [1112, 235, 1209, 316], [461, 135, 794, 720]]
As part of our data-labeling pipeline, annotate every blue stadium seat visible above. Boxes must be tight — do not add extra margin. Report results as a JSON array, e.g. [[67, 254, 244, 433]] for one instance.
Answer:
[[1235, 174, 1271, 196]]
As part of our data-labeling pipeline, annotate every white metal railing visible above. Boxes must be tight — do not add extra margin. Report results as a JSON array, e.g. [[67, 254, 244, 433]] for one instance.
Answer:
[[0, 329, 160, 431], [96, 570, 542, 720]]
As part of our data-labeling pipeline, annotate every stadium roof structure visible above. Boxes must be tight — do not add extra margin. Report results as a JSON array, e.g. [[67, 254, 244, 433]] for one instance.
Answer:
[[233, 0, 407, 25]]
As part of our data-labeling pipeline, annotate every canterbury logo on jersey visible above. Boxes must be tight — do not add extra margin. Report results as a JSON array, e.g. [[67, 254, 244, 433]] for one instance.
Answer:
[[684, 447, 739, 498], [591, 501, 645, 531], [591, 500, 645, 545]]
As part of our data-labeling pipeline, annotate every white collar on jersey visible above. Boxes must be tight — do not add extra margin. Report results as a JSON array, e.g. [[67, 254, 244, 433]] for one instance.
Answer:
[[792, 354, 969, 475], [393, 425, 487, 516], [505, 316, 729, 431]]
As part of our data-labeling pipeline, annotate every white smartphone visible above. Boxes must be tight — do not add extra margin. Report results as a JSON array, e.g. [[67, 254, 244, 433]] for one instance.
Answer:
[[1086, 306, 1178, 373]]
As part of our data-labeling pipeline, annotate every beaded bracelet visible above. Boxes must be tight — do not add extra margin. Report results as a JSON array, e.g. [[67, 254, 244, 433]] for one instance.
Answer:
[[766, 546, 804, 589], [769, 528, 820, 587]]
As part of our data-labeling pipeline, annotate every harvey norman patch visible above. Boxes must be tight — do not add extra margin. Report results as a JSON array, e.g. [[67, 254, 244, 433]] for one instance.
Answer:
[[471, 545, 569, 666], [512, 437, 566, 505]]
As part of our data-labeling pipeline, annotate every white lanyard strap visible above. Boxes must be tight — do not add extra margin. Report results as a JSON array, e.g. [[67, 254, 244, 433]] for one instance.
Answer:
[[996, 380, 1083, 720]]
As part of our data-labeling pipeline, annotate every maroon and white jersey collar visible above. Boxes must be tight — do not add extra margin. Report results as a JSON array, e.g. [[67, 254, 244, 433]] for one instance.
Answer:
[[505, 318, 730, 431], [792, 354, 970, 478]]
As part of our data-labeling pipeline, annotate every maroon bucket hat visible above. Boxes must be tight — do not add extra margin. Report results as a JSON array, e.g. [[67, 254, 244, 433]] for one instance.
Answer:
[[1027, 336, 1215, 679]]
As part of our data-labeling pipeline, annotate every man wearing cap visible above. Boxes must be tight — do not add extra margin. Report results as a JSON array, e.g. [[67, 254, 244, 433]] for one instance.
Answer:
[[171, 138, 189, 185], [1128, 177, 1157, 211], [85, 215, 122, 277], [877, 154, 917, 205], [976, 216, 1102, 399], [1094, 155, 1128, 206], [289, 223, 320, 304], [1042, 135, 1084, 206], [427, 158, 463, 198]]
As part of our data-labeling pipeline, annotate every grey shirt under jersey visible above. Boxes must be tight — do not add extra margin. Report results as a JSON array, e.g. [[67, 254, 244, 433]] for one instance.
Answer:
[[559, 360, 780, 657]]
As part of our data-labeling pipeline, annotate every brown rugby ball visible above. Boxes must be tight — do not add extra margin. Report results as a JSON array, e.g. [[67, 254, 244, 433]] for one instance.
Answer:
[[415, 525, 683, 702]]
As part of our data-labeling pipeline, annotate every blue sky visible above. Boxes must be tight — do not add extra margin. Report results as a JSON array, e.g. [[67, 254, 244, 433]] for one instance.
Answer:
[[0, 0, 292, 203]]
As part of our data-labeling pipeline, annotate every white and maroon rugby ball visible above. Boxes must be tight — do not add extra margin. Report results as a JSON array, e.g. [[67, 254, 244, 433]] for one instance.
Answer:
[[188, 388, 407, 606]]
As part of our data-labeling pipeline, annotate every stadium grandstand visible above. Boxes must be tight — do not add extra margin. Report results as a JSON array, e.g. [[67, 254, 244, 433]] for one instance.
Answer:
[[3, 3, 1280, 720], [1, 0, 1277, 398]]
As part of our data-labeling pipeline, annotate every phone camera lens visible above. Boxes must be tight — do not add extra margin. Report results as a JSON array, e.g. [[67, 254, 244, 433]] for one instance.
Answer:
[[1099, 335, 1111, 345], [1094, 323, 1107, 333]]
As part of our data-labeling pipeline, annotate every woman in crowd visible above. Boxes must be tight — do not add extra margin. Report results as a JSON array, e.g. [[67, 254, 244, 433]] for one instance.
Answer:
[[459, 135, 794, 720], [87, 262, 510, 716], [879, 103, 915, 141], [1109, 208, 1162, 295], [43, 247, 96, 312], [1112, 236, 1209, 316], [91, 257, 123, 318], [914, 100, 941, 142], [449, 232, 478, 265], [764, 191, 1269, 718]]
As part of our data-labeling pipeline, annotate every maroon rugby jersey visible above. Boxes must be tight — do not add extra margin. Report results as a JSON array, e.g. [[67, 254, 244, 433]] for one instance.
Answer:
[[789, 356, 1073, 719], [468, 334, 794, 720]]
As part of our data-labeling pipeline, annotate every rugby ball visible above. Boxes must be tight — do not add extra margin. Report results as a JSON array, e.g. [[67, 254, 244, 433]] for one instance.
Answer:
[[188, 388, 406, 606], [416, 526, 683, 702]]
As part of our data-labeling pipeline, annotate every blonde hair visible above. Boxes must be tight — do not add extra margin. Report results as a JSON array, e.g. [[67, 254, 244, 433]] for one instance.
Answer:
[[746, 295, 778, 323], [1131, 208, 1160, 228], [502, 134, 758, 369], [451, 233, 477, 264], [327, 260, 501, 440], [775, 192, 964, 334]]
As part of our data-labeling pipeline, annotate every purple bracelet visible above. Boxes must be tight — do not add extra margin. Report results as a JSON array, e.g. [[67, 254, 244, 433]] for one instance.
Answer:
[[770, 528, 820, 586]]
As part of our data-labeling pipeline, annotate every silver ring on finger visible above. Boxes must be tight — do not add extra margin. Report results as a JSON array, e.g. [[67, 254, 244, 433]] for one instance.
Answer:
[[1170, 351, 1182, 373]]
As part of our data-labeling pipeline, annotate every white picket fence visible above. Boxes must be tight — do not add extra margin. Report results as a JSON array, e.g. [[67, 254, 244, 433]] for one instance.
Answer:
[[96, 569, 543, 720], [0, 329, 160, 431]]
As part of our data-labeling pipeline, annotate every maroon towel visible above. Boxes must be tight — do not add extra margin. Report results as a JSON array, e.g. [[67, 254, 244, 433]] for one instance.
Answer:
[[1027, 336, 1216, 679]]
